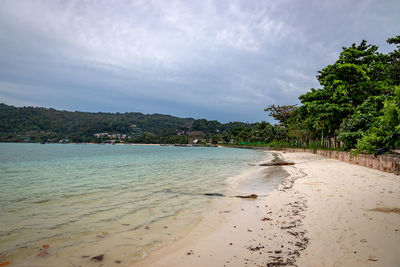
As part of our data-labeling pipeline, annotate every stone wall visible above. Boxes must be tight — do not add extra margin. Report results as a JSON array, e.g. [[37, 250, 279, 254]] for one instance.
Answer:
[[275, 148, 400, 176]]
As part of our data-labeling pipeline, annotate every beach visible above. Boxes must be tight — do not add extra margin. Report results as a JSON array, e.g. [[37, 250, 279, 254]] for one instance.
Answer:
[[133, 152, 400, 267]]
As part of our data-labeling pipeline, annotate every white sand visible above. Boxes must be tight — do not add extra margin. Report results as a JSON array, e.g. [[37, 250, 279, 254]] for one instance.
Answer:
[[132, 152, 400, 267]]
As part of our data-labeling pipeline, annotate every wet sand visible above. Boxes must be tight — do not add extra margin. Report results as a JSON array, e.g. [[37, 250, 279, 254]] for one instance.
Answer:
[[132, 152, 400, 267]]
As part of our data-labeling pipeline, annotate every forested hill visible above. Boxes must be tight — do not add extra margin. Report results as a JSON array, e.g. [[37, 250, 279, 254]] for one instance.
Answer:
[[0, 103, 253, 143]]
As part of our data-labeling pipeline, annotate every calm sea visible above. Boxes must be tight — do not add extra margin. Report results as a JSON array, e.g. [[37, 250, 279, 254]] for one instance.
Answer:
[[0, 143, 275, 266]]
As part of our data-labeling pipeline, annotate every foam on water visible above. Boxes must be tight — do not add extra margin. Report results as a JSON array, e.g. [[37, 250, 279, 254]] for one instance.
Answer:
[[0, 143, 278, 266]]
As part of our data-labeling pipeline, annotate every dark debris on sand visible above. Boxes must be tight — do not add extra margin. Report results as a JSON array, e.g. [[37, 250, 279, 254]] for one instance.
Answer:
[[240, 165, 309, 267]]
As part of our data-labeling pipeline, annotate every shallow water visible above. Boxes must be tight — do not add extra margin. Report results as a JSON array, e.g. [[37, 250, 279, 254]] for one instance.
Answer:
[[0, 143, 277, 266]]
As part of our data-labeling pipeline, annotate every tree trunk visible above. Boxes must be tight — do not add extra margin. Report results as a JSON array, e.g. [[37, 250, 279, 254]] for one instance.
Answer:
[[321, 130, 324, 148]]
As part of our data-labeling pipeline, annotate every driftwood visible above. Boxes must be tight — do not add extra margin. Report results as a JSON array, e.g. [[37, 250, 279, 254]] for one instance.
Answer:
[[203, 193, 224, 197], [235, 194, 258, 199], [259, 161, 294, 166], [203, 193, 258, 199]]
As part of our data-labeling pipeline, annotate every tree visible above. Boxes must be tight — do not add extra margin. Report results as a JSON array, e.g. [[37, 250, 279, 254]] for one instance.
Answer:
[[338, 95, 385, 149], [248, 121, 274, 143], [297, 40, 390, 141], [211, 134, 223, 144], [356, 86, 400, 153], [264, 105, 297, 127], [386, 35, 400, 85]]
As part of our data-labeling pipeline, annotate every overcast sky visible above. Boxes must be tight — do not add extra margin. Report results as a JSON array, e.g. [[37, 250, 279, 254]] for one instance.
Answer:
[[0, 0, 399, 123]]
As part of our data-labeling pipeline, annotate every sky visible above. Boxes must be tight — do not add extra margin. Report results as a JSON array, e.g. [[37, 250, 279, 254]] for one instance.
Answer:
[[0, 0, 399, 123]]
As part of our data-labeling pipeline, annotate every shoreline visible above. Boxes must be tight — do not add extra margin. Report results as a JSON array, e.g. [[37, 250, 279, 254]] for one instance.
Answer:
[[221, 145, 400, 176], [132, 151, 400, 266]]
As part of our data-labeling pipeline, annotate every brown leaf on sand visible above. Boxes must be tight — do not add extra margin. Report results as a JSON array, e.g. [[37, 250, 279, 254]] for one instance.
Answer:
[[368, 256, 378, 261], [91, 254, 104, 261], [368, 207, 400, 215]]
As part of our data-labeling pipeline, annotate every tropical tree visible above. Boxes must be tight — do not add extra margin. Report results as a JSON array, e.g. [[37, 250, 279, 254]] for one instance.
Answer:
[[338, 96, 385, 149], [297, 39, 394, 144], [356, 86, 400, 153], [264, 105, 297, 127]]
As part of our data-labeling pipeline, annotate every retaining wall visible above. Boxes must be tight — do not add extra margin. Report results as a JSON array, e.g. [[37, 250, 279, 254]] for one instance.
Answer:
[[276, 148, 400, 176]]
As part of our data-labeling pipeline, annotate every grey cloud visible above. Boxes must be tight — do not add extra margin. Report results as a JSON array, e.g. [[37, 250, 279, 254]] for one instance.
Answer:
[[0, 0, 399, 123]]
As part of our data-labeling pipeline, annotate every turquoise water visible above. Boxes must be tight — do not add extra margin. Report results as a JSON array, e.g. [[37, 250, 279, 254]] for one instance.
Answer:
[[0, 143, 271, 266]]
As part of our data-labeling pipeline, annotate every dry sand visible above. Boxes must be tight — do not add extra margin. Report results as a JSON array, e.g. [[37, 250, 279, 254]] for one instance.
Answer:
[[132, 152, 400, 267]]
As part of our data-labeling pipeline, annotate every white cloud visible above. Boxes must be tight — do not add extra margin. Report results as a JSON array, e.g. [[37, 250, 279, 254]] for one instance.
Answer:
[[284, 69, 315, 83]]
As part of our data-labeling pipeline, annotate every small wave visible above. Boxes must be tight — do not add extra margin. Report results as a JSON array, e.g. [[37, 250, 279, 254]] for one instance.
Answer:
[[48, 219, 80, 230], [0, 227, 26, 238], [33, 199, 51, 204], [159, 188, 210, 196], [15, 197, 30, 202], [76, 206, 121, 219], [112, 210, 184, 235], [7, 232, 65, 253]]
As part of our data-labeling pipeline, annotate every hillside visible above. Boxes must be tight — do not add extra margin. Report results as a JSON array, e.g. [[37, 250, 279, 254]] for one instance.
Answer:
[[0, 103, 253, 143]]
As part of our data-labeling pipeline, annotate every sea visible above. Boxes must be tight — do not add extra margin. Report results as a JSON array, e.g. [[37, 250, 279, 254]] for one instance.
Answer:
[[0, 143, 282, 266]]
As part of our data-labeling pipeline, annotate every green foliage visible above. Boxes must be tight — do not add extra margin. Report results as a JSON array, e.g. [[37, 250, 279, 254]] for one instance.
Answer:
[[386, 35, 400, 85], [339, 95, 385, 149], [236, 36, 400, 153], [134, 132, 160, 144], [297, 39, 392, 140], [211, 134, 223, 144], [356, 86, 400, 153], [162, 135, 188, 144], [224, 121, 288, 144], [280, 36, 400, 154], [264, 105, 297, 126]]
